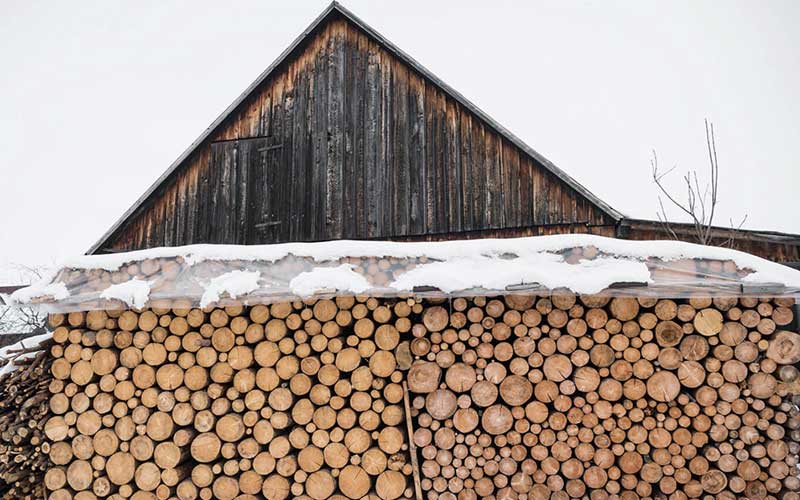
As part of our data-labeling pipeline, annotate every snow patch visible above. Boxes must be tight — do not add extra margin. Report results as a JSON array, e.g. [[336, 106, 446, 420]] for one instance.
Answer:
[[100, 279, 153, 309], [290, 264, 371, 297], [9, 281, 69, 303], [390, 254, 652, 295], [23, 234, 800, 279], [200, 271, 261, 308], [9, 235, 800, 309]]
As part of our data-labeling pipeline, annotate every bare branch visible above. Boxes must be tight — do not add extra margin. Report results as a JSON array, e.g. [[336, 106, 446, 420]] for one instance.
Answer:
[[656, 198, 680, 241], [651, 151, 699, 221], [650, 120, 744, 248]]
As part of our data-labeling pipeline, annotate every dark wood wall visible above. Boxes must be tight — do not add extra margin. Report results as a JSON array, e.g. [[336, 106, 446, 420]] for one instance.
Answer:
[[620, 220, 800, 263], [101, 16, 615, 252]]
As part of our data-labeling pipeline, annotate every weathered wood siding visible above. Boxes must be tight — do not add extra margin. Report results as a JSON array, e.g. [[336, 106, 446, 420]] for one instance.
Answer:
[[621, 220, 800, 263], [101, 17, 615, 252]]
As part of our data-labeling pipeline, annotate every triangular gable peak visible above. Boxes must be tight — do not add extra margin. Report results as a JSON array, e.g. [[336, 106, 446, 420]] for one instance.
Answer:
[[89, 2, 621, 254]]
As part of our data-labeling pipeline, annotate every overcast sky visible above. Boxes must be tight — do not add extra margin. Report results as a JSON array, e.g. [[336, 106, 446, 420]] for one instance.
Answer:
[[1, 0, 798, 280]]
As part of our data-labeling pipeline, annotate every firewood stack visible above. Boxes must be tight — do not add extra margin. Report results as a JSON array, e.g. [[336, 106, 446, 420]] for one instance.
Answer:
[[31, 288, 800, 499], [406, 294, 800, 500], [0, 337, 54, 500], [42, 299, 416, 500]]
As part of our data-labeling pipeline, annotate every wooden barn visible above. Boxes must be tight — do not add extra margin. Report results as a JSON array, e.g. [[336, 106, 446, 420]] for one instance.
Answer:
[[86, 2, 800, 263]]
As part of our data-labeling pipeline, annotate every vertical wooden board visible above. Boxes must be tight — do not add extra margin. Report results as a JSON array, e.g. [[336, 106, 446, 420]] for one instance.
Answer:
[[194, 153, 209, 244], [222, 141, 236, 244], [235, 92, 258, 139], [512, 143, 525, 228], [142, 201, 154, 248], [227, 143, 240, 244], [480, 126, 492, 228], [311, 39, 330, 241], [211, 143, 224, 244], [423, 83, 436, 233], [326, 22, 345, 238], [280, 86, 296, 243], [459, 112, 473, 230], [364, 42, 381, 237], [379, 46, 392, 235], [569, 187, 578, 226], [392, 60, 410, 235], [344, 29, 368, 238], [290, 71, 308, 241], [150, 193, 163, 247], [166, 182, 177, 245], [209, 142, 225, 243], [229, 141, 242, 243], [471, 120, 486, 231], [431, 88, 448, 233], [256, 89, 268, 137], [351, 31, 367, 238], [184, 160, 198, 244], [217, 109, 240, 142], [236, 140, 255, 244], [160, 190, 173, 247], [269, 80, 286, 242], [533, 159, 546, 225], [408, 74, 426, 235], [488, 131, 504, 228], [292, 68, 315, 240], [501, 142, 513, 228], [300, 71, 315, 242], [340, 28, 357, 238], [547, 172, 561, 225], [446, 99, 462, 232], [174, 172, 187, 246]]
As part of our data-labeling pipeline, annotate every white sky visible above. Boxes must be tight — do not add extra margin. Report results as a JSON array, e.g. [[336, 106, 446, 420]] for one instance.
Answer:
[[1, 0, 798, 281]]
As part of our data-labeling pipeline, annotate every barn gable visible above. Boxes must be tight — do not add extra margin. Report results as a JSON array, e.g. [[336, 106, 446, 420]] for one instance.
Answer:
[[89, 2, 623, 254]]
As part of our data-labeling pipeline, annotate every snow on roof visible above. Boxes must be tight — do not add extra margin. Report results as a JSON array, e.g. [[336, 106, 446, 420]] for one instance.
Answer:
[[10, 235, 800, 312]]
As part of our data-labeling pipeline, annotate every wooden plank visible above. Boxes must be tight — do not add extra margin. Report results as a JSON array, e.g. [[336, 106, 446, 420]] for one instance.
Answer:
[[311, 35, 330, 241], [379, 51, 392, 235], [326, 21, 345, 238], [448, 100, 462, 232], [365, 40, 381, 238], [459, 112, 473, 231], [392, 59, 410, 235], [402, 381, 424, 500], [292, 69, 310, 241], [408, 74, 426, 234], [472, 120, 486, 230], [341, 27, 357, 239]]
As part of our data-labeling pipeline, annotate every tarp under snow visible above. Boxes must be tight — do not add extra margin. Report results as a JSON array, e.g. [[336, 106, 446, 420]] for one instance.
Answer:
[[8, 235, 800, 313]]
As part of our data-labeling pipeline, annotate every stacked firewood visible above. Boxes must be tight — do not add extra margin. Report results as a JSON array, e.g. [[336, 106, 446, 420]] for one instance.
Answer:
[[406, 294, 800, 500], [0, 337, 53, 500], [43, 299, 415, 500], [37, 291, 800, 499]]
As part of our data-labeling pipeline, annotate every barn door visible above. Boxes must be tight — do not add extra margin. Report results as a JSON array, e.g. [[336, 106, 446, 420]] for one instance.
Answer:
[[244, 137, 284, 243], [208, 137, 282, 244]]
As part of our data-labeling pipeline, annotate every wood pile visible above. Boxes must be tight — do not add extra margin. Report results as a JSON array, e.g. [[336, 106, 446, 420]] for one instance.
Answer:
[[42, 299, 415, 500], [0, 337, 53, 500], [406, 294, 800, 500], [34, 291, 800, 500]]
